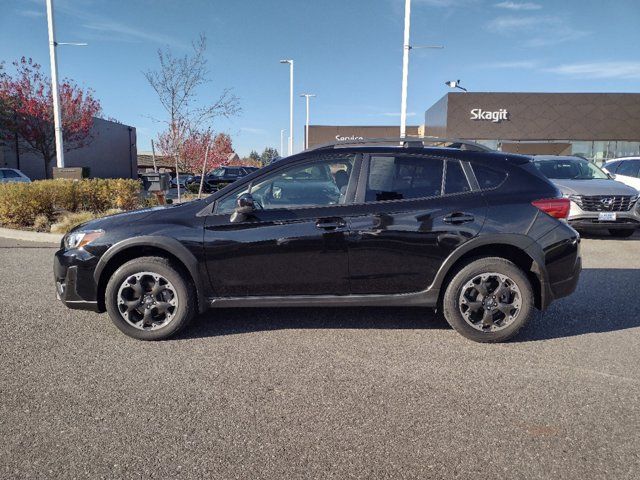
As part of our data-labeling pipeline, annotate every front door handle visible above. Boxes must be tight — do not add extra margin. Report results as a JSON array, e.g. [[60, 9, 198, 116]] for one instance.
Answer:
[[443, 212, 475, 224], [316, 217, 346, 230]]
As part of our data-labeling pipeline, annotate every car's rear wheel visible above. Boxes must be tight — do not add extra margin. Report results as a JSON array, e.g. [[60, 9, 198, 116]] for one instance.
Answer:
[[105, 256, 196, 340], [609, 229, 635, 238], [442, 257, 534, 343]]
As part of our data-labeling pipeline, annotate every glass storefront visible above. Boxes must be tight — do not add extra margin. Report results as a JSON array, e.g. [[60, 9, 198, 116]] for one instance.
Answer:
[[473, 140, 640, 166]]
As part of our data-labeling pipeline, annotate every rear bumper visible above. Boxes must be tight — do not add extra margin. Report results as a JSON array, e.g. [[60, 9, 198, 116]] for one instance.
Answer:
[[530, 223, 582, 310], [549, 255, 581, 300], [54, 249, 101, 312]]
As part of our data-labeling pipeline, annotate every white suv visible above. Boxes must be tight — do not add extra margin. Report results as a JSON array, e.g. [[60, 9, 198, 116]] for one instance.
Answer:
[[0, 168, 31, 183], [603, 158, 640, 192]]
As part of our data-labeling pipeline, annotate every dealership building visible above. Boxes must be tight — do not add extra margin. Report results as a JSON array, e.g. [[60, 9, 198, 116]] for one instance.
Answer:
[[0, 117, 137, 180], [308, 92, 640, 164]]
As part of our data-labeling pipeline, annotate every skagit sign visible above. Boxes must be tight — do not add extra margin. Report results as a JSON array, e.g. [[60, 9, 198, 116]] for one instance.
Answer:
[[470, 108, 509, 123]]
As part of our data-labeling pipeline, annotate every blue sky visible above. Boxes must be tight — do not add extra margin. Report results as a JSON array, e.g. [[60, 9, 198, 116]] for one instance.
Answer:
[[1, 0, 639, 156]]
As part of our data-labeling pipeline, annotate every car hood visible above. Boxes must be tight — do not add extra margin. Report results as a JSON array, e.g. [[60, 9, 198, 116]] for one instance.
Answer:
[[550, 178, 638, 196], [70, 199, 207, 233]]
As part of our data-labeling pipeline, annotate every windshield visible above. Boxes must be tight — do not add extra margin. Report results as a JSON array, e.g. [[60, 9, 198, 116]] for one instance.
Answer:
[[534, 158, 609, 180]]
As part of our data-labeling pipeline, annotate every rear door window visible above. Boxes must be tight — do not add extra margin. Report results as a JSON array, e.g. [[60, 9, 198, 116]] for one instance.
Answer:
[[365, 155, 444, 202], [444, 160, 471, 195], [473, 164, 506, 190]]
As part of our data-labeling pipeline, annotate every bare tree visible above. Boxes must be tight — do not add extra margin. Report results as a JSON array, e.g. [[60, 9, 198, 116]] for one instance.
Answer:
[[144, 34, 240, 171]]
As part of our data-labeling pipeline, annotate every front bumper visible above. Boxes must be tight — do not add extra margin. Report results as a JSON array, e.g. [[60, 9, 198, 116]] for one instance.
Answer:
[[568, 217, 640, 230], [567, 202, 640, 230], [54, 248, 101, 312]]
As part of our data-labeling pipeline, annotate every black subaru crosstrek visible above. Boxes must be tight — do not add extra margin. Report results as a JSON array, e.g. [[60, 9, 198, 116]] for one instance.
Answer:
[[54, 138, 581, 343]]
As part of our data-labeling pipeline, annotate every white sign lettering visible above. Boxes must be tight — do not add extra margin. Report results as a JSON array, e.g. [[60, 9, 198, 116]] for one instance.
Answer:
[[335, 135, 364, 141], [470, 108, 509, 123]]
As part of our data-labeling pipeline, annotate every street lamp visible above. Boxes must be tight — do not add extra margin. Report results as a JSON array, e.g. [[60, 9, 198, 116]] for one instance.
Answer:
[[46, 0, 88, 170], [445, 79, 468, 92], [399, 0, 443, 138], [280, 129, 286, 157], [280, 59, 294, 156], [299, 93, 316, 150]]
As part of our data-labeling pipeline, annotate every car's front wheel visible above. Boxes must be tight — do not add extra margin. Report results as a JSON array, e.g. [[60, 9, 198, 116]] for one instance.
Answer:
[[105, 256, 196, 340], [609, 229, 635, 238], [442, 257, 534, 343]]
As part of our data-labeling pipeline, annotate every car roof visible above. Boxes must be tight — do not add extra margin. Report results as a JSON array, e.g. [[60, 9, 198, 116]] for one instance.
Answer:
[[282, 145, 532, 166], [533, 155, 586, 162], [607, 157, 640, 162]]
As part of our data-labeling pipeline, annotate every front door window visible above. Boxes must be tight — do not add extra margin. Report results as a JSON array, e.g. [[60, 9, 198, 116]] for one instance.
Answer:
[[216, 155, 355, 214]]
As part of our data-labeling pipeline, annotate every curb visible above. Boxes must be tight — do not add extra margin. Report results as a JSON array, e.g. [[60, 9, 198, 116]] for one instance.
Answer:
[[0, 226, 63, 243]]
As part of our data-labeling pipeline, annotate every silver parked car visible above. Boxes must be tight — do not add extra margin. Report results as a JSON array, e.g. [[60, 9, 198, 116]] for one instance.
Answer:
[[0, 168, 31, 183], [533, 156, 639, 238]]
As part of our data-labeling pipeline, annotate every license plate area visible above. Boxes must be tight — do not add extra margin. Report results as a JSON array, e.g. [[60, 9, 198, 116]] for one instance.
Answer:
[[598, 212, 617, 221]]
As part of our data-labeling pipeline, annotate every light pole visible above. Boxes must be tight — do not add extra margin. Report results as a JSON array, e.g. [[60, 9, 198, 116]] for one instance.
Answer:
[[445, 79, 468, 92], [280, 129, 286, 157], [300, 93, 316, 150], [280, 59, 294, 155], [399, 0, 443, 138], [45, 0, 88, 170], [46, 0, 64, 169]]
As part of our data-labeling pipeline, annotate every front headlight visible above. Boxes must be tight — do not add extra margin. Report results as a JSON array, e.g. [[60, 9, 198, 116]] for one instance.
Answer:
[[64, 229, 104, 250]]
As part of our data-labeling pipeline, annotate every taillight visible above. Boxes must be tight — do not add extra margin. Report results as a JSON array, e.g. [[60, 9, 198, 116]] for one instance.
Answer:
[[532, 198, 570, 219]]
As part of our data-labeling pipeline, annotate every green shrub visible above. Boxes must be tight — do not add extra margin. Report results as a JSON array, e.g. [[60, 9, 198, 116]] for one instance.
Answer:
[[0, 178, 142, 228], [0, 181, 54, 227]]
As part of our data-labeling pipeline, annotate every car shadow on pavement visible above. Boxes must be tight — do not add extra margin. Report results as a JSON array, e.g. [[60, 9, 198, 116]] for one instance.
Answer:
[[579, 230, 640, 241], [181, 306, 449, 340], [180, 268, 640, 343], [516, 268, 640, 342]]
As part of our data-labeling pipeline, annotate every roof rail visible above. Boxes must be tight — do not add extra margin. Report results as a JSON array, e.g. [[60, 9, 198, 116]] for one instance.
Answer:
[[308, 136, 493, 153]]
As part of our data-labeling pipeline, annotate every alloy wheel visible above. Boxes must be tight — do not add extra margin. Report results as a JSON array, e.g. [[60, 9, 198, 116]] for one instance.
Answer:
[[117, 272, 178, 330], [458, 272, 522, 332]]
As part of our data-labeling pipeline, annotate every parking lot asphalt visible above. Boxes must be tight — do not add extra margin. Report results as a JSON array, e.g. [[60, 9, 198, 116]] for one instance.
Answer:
[[1, 232, 639, 479]]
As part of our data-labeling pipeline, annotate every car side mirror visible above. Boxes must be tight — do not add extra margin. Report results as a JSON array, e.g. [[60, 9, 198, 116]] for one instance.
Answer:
[[230, 193, 256, 223]]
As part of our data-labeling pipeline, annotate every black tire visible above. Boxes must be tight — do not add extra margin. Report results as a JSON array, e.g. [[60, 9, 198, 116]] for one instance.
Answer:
[[609, 229, 635, 238], [105, 256, 196, 340], [442, 257, 534, 343]]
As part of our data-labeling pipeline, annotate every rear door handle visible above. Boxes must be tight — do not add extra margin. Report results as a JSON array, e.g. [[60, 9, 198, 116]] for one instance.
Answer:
[[443, 212, 475, 224], [316, 217, 346, 230]]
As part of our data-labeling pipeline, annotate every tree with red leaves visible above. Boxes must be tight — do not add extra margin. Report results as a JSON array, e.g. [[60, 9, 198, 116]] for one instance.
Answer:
[[157, 126, 234, 175], [0, 57, 101, 178]]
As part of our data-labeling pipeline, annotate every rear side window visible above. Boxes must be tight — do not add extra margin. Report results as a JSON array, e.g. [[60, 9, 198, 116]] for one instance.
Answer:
[[617, 160, 640, 178], [366, 155, 443, 202], [2, 169, 21, 178], [473, 164, 506, 190], [444, 160, 471, 195]]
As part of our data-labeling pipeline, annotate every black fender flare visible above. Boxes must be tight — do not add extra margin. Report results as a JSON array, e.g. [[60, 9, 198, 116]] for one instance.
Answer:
[[429, 233, 550, 308], [94, 235, 207, 313]]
